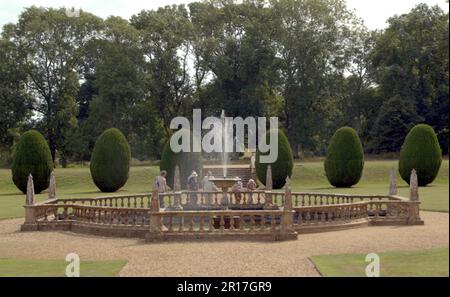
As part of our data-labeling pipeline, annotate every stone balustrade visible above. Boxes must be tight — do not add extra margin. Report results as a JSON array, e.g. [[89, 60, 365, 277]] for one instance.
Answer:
[[20, 169, 424, 241], [54, 194, 153, 208], [160, 190, 266, 209], [159, 210, 282, 233]]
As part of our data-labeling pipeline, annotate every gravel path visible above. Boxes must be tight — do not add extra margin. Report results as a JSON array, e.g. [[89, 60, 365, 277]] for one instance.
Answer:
[[0, 211, 447, 276]]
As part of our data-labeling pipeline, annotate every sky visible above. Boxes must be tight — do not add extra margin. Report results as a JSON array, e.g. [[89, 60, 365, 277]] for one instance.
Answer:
[[0, 0, 448, 30]]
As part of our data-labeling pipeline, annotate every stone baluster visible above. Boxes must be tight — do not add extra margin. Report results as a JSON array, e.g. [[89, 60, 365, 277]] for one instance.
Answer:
[[230, 215, 235, 230], [199, 215, 204, 232], [219, 215, 225, 231], [209, 214, 214, 231], [179, 214, 184, 232], [239, 214, 245, 231], [189, 215, 194, 232]]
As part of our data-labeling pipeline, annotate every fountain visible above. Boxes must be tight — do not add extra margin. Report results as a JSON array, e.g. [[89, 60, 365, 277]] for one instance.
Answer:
[[208, 110, 241, 207]]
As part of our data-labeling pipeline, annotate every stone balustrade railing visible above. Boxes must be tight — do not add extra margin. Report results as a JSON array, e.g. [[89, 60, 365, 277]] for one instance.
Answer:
[[159, 210, 283, 233], [45, 191, 401, 210], [294, 202, 368, 226], [20, 169, 424, 241], [53, 194, 152, 208], [160, 190, 266, 209]]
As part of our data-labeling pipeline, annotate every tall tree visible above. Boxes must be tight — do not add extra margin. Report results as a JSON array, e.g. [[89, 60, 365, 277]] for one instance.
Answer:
[[0, 38, 31, 148], [371, 4, 449, 152], [2, 7, 103, 161], [270, 0, 362, 157], [190, 0, 281, 118], [131, 5, 193, 138]]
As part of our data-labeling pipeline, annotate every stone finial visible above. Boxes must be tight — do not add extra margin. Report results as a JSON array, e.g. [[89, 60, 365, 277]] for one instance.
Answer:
[[26, 174, 35, 205], [409, 169, 419, 201], [284, 177, 292, 211], [48, 171, 56, 200], [389, 168, 397, 195], [266, 165, 273, 190], [174, 165, 181, 192]]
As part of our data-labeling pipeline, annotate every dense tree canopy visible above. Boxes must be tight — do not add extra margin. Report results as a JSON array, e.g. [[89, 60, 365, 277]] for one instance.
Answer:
[[0, 1, 448, 167]]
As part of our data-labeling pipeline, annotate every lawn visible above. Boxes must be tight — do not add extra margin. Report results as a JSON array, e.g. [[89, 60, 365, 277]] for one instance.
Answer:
[[0, 160, 447, 219], [0, 258, 127, 277], [310, 247, 449, 277]]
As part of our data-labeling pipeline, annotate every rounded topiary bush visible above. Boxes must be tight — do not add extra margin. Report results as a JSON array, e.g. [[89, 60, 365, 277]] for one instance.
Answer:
[[160, 137, 203, 189], [324, 127, 364, 188], [90, 128, 131, 192], [399, 124, 442, 186], [11, 130, 53, 194], [255, 129, 293, 189]]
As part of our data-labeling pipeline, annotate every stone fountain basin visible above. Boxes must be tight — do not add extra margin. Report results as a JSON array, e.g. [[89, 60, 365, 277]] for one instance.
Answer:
[[208, 177, 241, 189]]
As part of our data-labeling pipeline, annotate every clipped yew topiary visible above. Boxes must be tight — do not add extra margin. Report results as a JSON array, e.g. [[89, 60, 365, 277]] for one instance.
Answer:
[[11, 130, 53, 194], [399, 124, 442, 186], [255, 129, 293, 189], [324, 127, 364, 188], [90, 128, 131, 192], [160, 136, 203, 189]]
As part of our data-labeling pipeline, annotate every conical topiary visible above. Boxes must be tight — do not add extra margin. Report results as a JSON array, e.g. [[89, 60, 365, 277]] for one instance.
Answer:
[[324, 127, 364, 188], [255, 129, 294, 189], [399, 124, 442, 186], [90, 128, 131, 192], [160, 132, 203, 189], [11, 130, 53, 194]]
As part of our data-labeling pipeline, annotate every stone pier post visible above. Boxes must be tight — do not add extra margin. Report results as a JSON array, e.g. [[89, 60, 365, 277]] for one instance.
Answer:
[[264, 165, 275, 209], [279, 177, 297, 240], [146, 184, 164, 241], [388, 168, 397, 196], [408, 169, 423, 225], [171, 165, 183, 210], [48, 171, 56, 200], [22, 174, 37, 230]]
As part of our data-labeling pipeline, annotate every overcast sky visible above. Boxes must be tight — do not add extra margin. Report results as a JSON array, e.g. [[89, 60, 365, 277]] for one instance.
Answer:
[[0, 0, 448, 30]]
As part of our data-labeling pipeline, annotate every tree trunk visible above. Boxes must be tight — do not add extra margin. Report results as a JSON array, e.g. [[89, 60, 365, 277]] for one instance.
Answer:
[[47, 128, 56, 165]]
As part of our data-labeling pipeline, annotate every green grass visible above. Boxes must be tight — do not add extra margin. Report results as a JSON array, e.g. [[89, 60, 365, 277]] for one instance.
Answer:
[[0, 160, 447, 219], [0, 258, 127, 277], [291, 160, 449, 212], [310, 247, 449, 277]]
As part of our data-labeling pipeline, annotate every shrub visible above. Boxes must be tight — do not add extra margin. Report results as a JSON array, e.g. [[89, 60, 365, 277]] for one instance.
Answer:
[[11, 130, 53, 194], [90, 128, 131, 192], [255, 129, 293, 189], [324, 127, 364, 188], [160, 135, 203, 189], [399, 124, 442, 186]]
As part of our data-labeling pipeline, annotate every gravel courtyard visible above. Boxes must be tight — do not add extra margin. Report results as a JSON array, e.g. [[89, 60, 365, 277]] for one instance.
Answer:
[[0, 211, 447, 276]]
